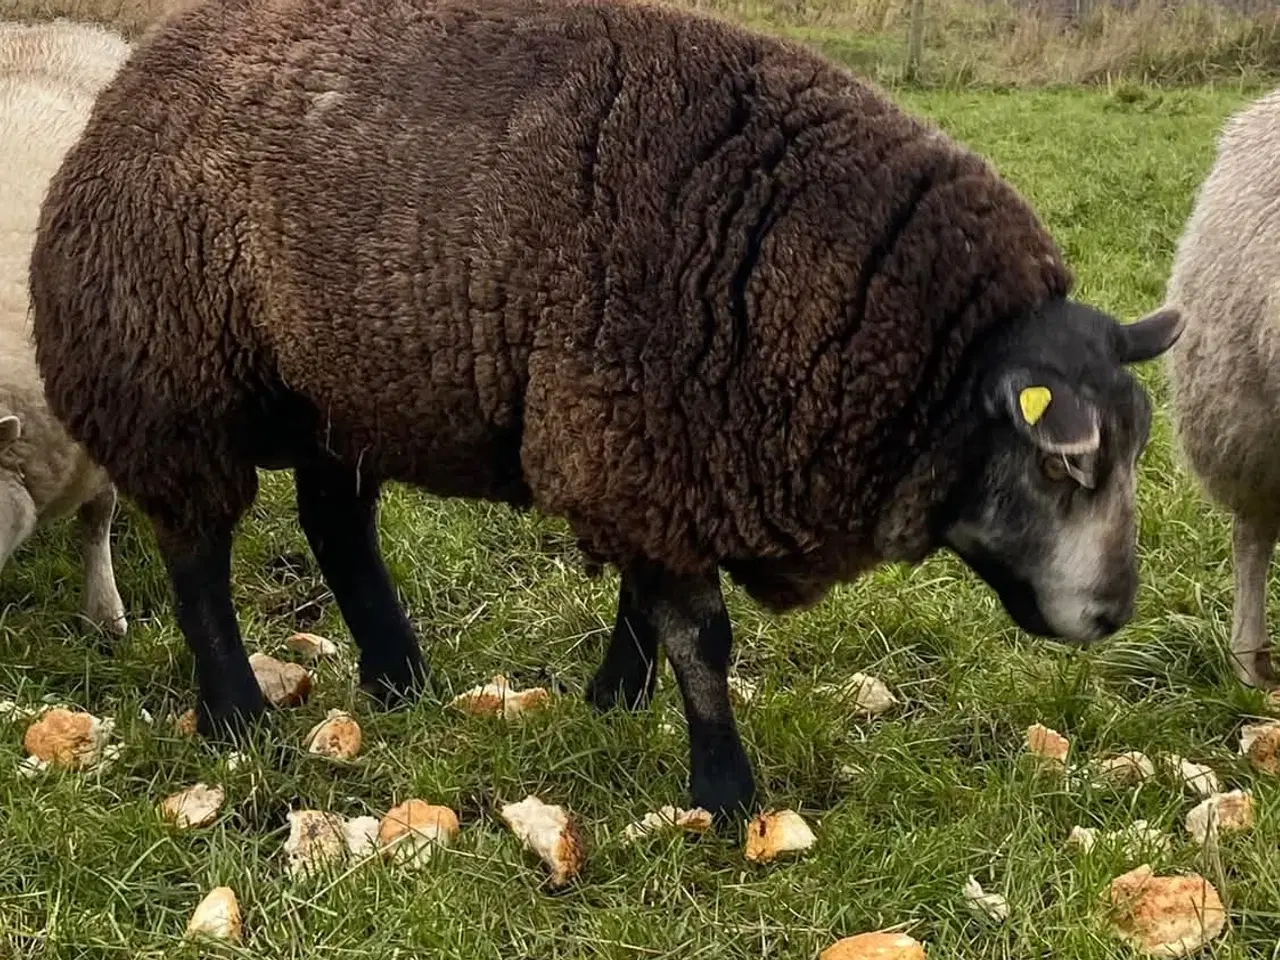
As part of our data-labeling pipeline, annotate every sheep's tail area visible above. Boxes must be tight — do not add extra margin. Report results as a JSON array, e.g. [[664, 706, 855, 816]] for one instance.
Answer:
[[28, 126, 266, 540]]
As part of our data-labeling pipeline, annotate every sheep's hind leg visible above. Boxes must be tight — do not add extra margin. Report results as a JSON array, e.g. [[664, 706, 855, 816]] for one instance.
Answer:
[[585, 570, 661, 711], [1231, 514, 1279, 688], [155, 502, 266, 740], [631, 561, 756, 821], [293, 458, 428, 703], [78, 485, 127, 638]]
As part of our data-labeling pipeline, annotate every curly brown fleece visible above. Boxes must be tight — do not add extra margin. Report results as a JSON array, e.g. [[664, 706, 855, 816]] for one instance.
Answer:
[[30, 0, 1070, 609]]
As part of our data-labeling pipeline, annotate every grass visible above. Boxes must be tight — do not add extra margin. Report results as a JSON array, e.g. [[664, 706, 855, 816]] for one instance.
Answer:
[[716, 0, 1280, 88], [11, 0, 1280, 87], [4, 4, 1280, 958]]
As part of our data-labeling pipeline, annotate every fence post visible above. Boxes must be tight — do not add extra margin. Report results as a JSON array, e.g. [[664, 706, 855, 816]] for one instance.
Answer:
[[906, 0, 926, 81]]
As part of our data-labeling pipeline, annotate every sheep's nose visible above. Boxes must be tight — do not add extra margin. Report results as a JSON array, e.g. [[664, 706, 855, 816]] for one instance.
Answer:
[[1091, 612, 1123, 637]]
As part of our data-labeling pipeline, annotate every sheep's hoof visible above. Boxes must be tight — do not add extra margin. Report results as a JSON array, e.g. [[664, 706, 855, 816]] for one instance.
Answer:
[[358, 657, 431, 708], [584, 668, 654, 712], [77, 604, 128, 655], [689, 739, 758, 824], [196, 697, 268, 743], [1233, 648, 1280, 690], [86, 612, 128, 642], [691, 775, 759, 827]]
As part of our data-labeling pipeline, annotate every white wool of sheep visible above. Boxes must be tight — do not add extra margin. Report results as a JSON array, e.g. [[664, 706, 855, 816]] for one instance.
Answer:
[[0, 20, 132, 636], [1163, 84, 1280, 690]]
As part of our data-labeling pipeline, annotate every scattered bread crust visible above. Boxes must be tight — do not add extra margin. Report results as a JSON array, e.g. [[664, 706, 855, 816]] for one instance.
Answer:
[[377, 799, 460, 866], [1067, 820, 1170, 858], [249, 653, 313, 707], [284, 809, 348, 878], [1024, 723, 1070, 772], [23, 708, 114, 770], [1160, 755, 1219, 798], [962, 877, 1009, 923], [820, 931, 927, 960], [185, 886, 242, 943], [1108, 865, 1226, 957], [1095, 751, 1156, 787], [450, 675, 550, 719], [1239, 720, 1280, 774], [159, 782, 225, 829], [303, 708, 362, 760], [500, 795, 586, 887], [817, 673, 898, 716], [744, 809, 817, 863], [623, 806, 714, 841], [286, 632, 339, 660], [1185, 789, 1253, 845]]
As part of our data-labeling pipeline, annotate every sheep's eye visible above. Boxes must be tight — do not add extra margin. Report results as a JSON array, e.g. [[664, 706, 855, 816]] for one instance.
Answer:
[[1042, 455, 1070, 482]]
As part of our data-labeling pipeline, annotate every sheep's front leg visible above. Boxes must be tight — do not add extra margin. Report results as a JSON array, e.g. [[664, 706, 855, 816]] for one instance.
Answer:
[[585, 571, 661, 711], [78, 485, 127, 637], [635, 561, 757, 821], [157, 517, 266, 739], [294, 458, 428, 702], [1231, 514, 1279, 688]]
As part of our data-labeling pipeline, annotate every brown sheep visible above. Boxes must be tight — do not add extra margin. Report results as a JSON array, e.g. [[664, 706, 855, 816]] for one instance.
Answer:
[[28, 0, 1182, 819]]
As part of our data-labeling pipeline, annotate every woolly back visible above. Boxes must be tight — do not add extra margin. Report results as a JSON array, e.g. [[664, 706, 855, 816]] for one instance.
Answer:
[[1165, 84, 1280, 392], [1166, 85, 1280, 315], [0, 19, 131, 91]]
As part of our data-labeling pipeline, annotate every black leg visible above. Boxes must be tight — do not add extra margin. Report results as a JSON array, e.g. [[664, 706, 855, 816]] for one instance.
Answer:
[[585, 570, 661, 711], [294, 458, 428, 702], [157, 520, 266, 740], [632, 562, 757, 821]]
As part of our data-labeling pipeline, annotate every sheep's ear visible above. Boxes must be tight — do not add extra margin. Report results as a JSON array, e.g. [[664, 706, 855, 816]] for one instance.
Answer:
[[0, 416, 19, 447], [986, 371, 1100, 456], [1115, 307, 1184, 364]]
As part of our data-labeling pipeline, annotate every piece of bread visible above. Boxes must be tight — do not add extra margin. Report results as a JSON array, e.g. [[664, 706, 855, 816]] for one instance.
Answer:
[[499, 795, 585, 887], [821, 932, 926, 959], [249, 652, 313, 707], [159, 783, 225, 829], [304, 709, 362, 760], [185, 886, 241, 943], [744, 810, 816, 863], [377, 799, 460, 867], [450, 675, 549, 719], [23, 708, 114, 770], [1108, 865, 1226, 956]]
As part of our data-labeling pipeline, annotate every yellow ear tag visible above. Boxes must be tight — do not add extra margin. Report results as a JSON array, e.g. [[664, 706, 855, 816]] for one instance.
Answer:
[[1018, 385, 1052, 426]]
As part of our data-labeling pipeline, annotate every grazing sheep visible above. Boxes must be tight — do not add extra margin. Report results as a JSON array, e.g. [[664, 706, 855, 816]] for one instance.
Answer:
[[29, 0, 1182, 817], [0, 19, 131, 637], [1164, 86, 1280, 690]]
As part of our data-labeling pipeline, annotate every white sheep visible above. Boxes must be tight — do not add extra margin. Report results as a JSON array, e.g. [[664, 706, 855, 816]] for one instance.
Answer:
[[0, 19, 131, 635], [1165, 85, 1280, 689]]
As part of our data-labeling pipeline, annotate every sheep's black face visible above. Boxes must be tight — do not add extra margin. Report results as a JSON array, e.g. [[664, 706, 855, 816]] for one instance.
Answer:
[[940, 300, 1185, 644]]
